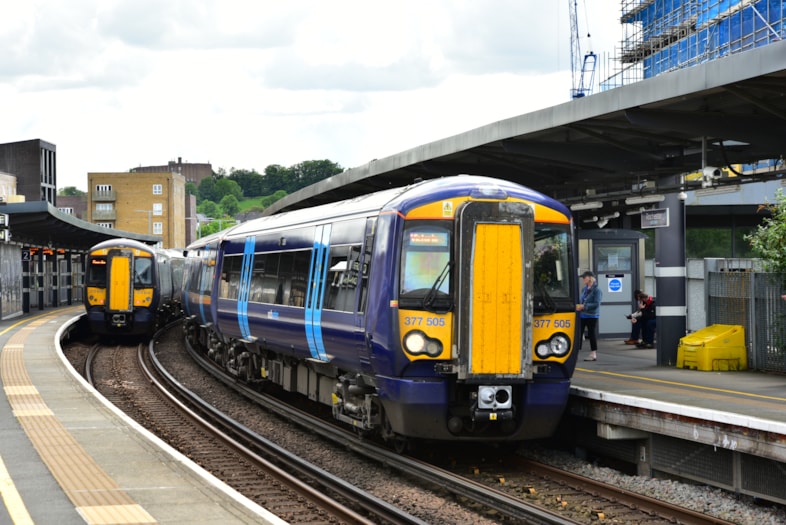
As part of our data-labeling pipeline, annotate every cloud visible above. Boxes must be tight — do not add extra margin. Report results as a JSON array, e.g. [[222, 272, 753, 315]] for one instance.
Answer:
[[0, 0, 621, 191]]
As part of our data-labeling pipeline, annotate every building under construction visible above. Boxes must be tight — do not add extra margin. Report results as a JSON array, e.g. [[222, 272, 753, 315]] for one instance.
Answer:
[[605, 0, 785, 87]]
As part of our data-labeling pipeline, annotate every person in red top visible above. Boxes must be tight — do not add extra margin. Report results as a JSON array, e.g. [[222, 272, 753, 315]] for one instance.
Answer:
[[635, 292, 656, 349]]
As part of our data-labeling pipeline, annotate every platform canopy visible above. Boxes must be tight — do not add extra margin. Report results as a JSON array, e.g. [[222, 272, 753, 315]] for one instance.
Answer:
[[1, 201, 159, 251], [264, 40, 786, 215]]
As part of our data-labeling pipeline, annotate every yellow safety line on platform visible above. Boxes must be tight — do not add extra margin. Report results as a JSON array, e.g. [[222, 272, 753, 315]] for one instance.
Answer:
[[0, 455, 34, 525], [576, 368, 786, 402], [0, 308, 157, 524]]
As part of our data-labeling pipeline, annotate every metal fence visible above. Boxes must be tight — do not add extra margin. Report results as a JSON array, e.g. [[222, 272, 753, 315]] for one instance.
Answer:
[[708, 267, 786, 373]]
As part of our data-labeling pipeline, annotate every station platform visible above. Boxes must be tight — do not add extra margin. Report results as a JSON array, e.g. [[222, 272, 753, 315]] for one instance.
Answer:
[[0, 306, 283, 525], [570, 338, 786, 503], [5, 306, 786, 520]]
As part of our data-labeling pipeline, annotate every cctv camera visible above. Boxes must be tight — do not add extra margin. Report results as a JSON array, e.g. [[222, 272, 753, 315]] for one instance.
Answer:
[[702, 166, 721, 178]]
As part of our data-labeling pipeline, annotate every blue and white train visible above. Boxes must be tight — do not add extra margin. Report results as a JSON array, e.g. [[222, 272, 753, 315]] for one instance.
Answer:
[[182, 175, 579, 448]]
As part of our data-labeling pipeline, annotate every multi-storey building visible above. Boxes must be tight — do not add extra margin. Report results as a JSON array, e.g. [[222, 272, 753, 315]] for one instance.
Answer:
[[0, 139, 56, 205], [130, 157, 213, 187], [87, 171, 187, 249], [56, 194, 87, 219], [607, 0, 785, 87]]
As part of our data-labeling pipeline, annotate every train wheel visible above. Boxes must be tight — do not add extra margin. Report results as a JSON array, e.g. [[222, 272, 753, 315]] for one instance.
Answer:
[[381, 413, 410, 454], [391, 435, 409, 454]]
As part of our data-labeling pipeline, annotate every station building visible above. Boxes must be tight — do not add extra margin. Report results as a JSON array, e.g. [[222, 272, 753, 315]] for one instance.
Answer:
[[0, 139, 159, 320]]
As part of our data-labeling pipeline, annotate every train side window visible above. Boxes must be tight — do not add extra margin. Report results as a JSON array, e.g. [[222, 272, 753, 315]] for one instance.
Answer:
[[201, 248, 217, 296], [324, 244, 360, 312], [275, 252, 294, 305], [220, 255, 242, 300], [289, 250, 310, 307], [249, 253, 280, 304]]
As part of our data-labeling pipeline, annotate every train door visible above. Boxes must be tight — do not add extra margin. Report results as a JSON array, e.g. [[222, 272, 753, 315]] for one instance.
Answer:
[[354, 218, 376, 373], [106, 250, 134, 313], [455, 201, 534, 380]]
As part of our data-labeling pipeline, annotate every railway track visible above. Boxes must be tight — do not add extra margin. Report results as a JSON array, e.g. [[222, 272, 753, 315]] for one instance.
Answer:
[[66, 322, 743, 525], [80, 335, 414, 525], [168, 326, 741, 525]]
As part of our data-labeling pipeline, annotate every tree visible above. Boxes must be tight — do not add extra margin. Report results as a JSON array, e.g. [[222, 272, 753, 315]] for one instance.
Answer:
[[215, 178, 243, 200], [261, 164, 288, 196], [288, 160, 343, 191], [198, 177, 218, 203], [58, 186, 85, 196], [197, 200, 220, 218], [259, 189, 288, 209], [219, 194, 240, 217], [229, 169, 264, 197], [745, 189, 786, 272], [198, 217, 236, 238], [185, 182, 198, 196]]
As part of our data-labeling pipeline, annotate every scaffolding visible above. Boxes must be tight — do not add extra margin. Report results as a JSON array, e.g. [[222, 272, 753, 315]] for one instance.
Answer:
[[601, 0, 785, 90]]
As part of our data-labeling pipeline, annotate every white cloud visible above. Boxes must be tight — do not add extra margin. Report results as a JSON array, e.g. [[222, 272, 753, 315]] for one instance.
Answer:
[[0, 0, 620, 190]]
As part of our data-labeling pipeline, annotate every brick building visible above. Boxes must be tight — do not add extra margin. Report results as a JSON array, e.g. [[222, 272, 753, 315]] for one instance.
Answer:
[[0, 139, 56, 205], [87, 171, 187, 249], [130, 157, 213, 187]]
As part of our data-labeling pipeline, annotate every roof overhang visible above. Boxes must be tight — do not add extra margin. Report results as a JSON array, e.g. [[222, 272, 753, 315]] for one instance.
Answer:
[[2, 201, 160, 251], [265, 39, 786, 215]]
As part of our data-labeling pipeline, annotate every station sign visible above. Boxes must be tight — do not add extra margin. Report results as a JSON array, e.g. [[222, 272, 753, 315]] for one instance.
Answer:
[[641, 208, 669, 229]]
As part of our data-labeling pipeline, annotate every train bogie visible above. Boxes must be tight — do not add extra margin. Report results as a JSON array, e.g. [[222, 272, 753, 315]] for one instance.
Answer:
[[183, 175, 579, 446]]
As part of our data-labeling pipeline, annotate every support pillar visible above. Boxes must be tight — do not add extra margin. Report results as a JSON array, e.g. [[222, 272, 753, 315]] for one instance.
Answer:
[[655, 181, 687, 365]]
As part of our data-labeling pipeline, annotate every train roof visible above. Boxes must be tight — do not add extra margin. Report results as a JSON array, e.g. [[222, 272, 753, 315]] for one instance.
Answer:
[[190, 176, 569, 248], [88, 237, 157, 254]]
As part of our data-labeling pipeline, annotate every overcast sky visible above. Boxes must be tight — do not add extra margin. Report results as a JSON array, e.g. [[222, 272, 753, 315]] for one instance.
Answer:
[[1, 1, 622, 191]]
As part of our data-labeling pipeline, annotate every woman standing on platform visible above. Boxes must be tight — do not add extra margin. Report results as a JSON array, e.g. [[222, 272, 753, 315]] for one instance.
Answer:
[[576, 270, 602, 361]]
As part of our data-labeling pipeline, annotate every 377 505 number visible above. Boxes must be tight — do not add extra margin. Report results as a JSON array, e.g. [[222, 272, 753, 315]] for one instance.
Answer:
[[404, 316, 446, 327], [533, 319, 572, 329]]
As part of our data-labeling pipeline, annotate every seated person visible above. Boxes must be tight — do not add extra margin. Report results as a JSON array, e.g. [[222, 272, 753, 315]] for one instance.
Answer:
[[623, 289, 644, 344], [635, 292, 657, 349]]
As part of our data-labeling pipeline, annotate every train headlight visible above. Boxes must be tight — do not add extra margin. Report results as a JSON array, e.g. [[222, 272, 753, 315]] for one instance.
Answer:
[[534, 333, 571, 358], [403, 330, 443, 357], [549, 334, 570, 356], [404, 331, 426, 353], [535, 342, 551, 359]]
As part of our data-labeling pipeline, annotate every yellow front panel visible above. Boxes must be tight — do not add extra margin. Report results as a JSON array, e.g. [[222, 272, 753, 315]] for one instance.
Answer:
[[470, 223, 523, 374], [108, 256, 132, 311], [398, 310, 453, 361], [134, 289, 154, 307]]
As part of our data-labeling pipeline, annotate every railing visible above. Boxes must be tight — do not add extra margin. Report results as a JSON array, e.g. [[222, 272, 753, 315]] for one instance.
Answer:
[[708, 269, 786, 373], [92, 190, 116, 201], [92, 210, 116, 221]]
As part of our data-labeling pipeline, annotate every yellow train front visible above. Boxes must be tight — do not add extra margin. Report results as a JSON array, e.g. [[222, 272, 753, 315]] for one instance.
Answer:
[[331, 176, 580, 443], [84, 238, 183, 337]]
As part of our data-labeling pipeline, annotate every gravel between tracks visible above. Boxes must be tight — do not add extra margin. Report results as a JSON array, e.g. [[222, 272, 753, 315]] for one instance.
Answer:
[[521, 446, 786, 525], [152, 326, 786, 525]]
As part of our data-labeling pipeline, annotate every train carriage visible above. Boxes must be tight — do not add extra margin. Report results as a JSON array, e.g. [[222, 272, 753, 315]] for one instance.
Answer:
[[85, 238, 184, 337], [182, 175, 578, 447]]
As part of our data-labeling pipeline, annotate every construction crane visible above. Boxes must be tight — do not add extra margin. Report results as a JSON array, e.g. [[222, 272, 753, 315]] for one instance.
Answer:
[[569, 0, 597, 99]]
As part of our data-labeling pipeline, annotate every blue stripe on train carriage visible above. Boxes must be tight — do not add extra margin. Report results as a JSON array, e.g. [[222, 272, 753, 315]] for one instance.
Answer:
[[305, 224, 331, 361]]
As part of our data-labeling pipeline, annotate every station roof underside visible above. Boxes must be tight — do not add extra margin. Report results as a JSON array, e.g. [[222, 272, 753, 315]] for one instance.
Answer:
[[4, 201, 159, 251], [266, 40, 786, 215]]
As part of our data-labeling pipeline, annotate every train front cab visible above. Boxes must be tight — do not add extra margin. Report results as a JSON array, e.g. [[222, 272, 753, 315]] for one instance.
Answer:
[[376, 195, 576, 442], [85, 244, 158, 335]]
